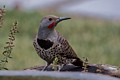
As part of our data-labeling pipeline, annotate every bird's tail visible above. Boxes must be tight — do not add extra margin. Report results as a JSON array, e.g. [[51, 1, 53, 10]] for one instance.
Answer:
[[72, 58, 83, 67]]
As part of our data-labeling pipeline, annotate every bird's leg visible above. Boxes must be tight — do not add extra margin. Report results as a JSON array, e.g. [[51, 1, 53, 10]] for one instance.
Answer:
[[58, 64, 66, 71], [41, 63, 50, 71]]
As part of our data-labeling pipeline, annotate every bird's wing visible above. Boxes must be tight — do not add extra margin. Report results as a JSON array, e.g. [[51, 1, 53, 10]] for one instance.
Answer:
[[57, 32, 83, 66], [57, 33, 78, 59]]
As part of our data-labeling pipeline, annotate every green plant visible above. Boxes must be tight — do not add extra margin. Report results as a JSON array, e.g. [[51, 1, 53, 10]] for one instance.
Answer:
[[52, 57, 59, 71], [83, 57, 89, 72], [0, 5, 5, 28], [0, 21, 19, 70], [0, 6, 19, 70]]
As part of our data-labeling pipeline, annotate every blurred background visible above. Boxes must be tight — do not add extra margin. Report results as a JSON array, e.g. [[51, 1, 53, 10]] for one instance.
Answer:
[[0, 0, 120, 70]]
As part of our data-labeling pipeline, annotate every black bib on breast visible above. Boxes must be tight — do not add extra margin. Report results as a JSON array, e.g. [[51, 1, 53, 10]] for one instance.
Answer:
[[37, 38, 53, 50]]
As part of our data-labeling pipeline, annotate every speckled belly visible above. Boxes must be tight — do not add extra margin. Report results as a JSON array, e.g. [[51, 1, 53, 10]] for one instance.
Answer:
[[33, 41, 61, 63]]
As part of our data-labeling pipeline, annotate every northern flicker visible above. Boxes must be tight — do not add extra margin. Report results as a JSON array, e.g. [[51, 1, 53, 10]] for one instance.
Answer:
[[33, 15, 83, 71]]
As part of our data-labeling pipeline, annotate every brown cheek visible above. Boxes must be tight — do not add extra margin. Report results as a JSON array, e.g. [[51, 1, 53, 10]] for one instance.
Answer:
[[48, 22, 56, 29]]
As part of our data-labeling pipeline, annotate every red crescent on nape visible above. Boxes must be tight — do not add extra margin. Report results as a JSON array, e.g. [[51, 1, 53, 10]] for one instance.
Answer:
[[48, 22, 56, 29]]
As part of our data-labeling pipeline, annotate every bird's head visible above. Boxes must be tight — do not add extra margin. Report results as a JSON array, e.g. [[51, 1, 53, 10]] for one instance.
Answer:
[[38, 15, 71, 39], [40, 15, 71, 29]]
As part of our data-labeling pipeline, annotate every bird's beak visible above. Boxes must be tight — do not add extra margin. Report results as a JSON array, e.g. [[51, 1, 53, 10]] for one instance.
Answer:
[[56, 17, 71, 25]]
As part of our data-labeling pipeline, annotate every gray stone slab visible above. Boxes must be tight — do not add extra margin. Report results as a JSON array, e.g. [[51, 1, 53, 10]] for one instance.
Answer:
[[0, 70, 119, 80]]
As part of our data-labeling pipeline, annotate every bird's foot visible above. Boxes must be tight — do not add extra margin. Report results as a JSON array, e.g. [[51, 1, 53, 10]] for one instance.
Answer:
[[41, 63, 50, 71], [58, 64, 66, 71]]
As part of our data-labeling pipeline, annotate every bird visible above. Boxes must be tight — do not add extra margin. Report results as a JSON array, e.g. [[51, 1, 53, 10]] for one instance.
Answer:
[[33, 15, 83, 71]]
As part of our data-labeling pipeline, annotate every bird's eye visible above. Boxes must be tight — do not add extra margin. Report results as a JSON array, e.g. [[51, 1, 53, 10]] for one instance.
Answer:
[[49, 18, 52, 21]]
